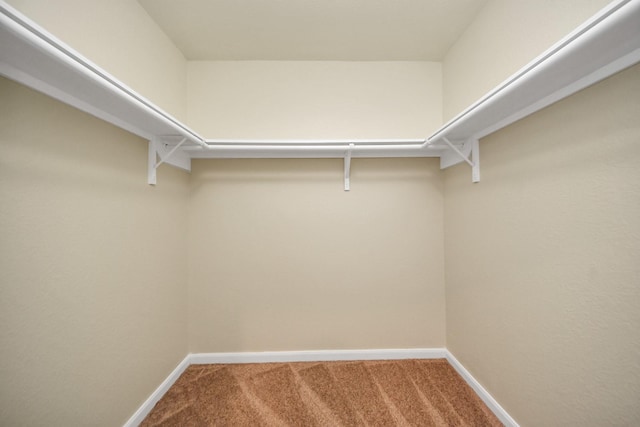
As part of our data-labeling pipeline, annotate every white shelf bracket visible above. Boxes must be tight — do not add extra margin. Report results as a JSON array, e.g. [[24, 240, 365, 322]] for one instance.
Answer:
[[148, 139, 157, 185], [148, 137, 189, 185], [471, 138, 480, 183], [155, 137, 187, 170], [344, 143, 354, 191], [442, 137, 480, 183]]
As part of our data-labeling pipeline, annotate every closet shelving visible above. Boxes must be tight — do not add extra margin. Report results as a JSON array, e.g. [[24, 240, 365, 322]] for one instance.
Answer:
[[1, 0, 639, 188]]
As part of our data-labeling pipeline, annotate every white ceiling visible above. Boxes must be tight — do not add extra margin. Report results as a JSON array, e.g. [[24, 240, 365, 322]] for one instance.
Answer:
[[138, 0, 487, 61]]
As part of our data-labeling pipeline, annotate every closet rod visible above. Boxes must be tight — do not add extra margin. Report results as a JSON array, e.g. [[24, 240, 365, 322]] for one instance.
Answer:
[[186, 143, 443, 152], [203, 138, 427, 146]]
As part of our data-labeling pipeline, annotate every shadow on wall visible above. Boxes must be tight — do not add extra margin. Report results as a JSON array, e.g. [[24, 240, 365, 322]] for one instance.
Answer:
[[189, 158, 443, 191], [475, 66, 640, 185]]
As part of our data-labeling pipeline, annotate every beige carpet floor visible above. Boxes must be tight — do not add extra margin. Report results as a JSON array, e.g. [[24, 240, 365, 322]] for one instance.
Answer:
[[141, 358, 502, 426]]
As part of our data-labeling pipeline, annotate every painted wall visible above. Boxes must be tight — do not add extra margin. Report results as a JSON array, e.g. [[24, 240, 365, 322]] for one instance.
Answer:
[[188, 158, 445, 352], [6, 0, 188, 121], [0, 77, 190, 426], [187, 61, 442, 139], [444, 64, 640, 426], [442, 0, 611, 121]]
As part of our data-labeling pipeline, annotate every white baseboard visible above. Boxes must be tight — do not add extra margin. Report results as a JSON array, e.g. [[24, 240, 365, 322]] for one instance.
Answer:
[[445, 350, 519, 427], [123, 355, 191, 427], [124, 348, 518, 427], [189, 347, 447, 364]]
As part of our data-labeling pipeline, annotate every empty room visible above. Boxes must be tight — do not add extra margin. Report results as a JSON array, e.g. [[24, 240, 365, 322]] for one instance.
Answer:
[[1, 0, 639, 425]]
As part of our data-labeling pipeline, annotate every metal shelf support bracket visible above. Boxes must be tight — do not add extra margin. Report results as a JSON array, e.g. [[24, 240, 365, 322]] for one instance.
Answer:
[[441, 137, 480, 183], [344, 143, 354, 191], [471, 138, 480, 183], [148, 137, 189, 185], [148, 139, 157, 185]]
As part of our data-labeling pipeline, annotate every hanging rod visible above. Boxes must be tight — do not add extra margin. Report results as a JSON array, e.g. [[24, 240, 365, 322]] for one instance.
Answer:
[[202, 138, 427, 146], [182, 138, 442, 152], [184, 143, 443, 153], [181, 138, 447, 163]]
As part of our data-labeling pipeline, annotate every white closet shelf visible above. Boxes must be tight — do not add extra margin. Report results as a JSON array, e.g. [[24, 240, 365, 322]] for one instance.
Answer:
[[1, 0, 639, 187], [430, 0, 640, 174]]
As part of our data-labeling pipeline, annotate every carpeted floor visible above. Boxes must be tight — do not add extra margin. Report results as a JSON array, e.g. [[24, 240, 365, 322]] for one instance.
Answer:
[[141, 358, 502, 426]]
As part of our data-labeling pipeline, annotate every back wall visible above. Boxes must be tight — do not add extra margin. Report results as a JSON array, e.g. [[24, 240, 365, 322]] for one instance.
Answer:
[[187, 61, 442, 139], [188, 158, 446, 352], [185, 60, 446, 353]]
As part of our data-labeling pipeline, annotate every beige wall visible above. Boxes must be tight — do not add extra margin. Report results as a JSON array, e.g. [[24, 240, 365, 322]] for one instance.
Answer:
[[6, 0, 188, 121], [0, 77, 190, 426], [186, 60, 446, 353], [4, 2, 638, 425], [444, 64, 640, 426], [188, 158, 445, 352], [187, 61, 442, 139], [442, 0, 611, 121]]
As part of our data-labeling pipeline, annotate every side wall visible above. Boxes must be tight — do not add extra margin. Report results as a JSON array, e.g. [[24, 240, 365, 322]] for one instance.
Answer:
[[0, 78, 189, 425], [187, 61, 442, 139], [442, 0, 611, 121], [444, 65, 640, 426], [188, 158, 445, 352], [6, 0, 188, 121]]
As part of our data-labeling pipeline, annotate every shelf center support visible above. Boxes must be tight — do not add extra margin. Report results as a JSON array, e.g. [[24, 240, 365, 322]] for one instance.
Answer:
[[344, 143, 354, 191], [471, 138, 480, 183], [148, 139, 158, 185]]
